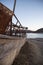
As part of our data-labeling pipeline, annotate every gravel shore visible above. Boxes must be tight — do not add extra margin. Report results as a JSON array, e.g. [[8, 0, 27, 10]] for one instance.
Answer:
[[12, 38, 43, 65]]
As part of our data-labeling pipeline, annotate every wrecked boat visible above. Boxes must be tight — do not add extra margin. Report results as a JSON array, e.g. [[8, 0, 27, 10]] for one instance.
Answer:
[[0, 1, 28, 65]]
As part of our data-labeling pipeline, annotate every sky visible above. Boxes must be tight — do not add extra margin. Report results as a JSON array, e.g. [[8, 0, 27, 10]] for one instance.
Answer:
[[0, 0, 43, 31]]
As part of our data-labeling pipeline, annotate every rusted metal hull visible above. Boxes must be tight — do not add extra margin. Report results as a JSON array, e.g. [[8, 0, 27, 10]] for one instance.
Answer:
[[0, 35, 26, 65]]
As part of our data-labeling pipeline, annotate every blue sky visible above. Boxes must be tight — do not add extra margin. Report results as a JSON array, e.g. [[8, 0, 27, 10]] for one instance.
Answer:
[[0, 0, 43, 31]]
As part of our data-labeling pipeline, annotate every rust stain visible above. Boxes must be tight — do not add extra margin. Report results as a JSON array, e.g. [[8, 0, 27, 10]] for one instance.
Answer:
[[0, 3, 12, 34]]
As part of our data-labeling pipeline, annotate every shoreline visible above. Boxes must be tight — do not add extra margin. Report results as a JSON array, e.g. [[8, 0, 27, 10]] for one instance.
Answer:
[[13, 38, 43, 65]]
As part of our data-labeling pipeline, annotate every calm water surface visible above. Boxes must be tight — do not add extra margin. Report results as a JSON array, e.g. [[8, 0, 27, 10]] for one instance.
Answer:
[[27, 33, 43, 38]]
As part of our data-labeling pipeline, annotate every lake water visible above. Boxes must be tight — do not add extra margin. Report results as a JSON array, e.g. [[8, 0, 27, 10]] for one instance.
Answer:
[[27, 33, 43, 38]]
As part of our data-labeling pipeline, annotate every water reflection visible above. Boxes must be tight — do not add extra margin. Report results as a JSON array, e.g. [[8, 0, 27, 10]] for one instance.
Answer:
[[27, 33, 43, 38]]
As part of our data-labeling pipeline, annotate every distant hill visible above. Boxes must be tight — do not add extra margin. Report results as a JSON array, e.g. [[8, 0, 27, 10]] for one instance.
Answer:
[[27, 28, 43, 33], [34, 28, 43, 33]]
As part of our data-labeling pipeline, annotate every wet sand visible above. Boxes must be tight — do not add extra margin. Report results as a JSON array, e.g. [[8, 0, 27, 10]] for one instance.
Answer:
[[12, 38, 43, 65]]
